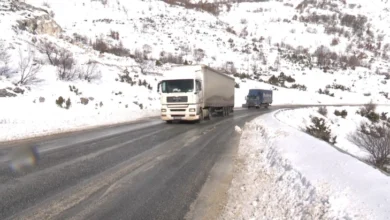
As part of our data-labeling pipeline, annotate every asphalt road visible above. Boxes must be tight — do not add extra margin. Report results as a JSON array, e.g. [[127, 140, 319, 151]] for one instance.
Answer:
[[0, 107, 275, 220]]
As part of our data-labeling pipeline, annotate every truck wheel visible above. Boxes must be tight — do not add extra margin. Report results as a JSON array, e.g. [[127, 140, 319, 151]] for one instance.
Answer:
[[205, 109, 211, 120], [197, 109, 204, 123]]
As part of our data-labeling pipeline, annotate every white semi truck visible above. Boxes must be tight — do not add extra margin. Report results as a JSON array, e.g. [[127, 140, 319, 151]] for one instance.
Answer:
[[157, 64, 235, 123]]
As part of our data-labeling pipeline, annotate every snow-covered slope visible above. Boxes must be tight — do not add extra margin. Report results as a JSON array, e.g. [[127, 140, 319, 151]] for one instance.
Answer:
[[1, 0, 390, 141], [222, 111, 390, 220], [276, 106, 390, 163]]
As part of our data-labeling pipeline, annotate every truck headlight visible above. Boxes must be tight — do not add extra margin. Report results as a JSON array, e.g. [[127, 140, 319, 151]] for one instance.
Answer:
[[161, 109, 167, 112], [189, 108, 196, 112]]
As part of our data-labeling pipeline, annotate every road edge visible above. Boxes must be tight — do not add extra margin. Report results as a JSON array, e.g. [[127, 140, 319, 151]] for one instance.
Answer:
[[184, 125, 242, 220]]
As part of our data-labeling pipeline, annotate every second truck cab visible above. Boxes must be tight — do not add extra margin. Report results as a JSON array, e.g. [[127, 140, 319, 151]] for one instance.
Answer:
[[245, 89, 273, 109]]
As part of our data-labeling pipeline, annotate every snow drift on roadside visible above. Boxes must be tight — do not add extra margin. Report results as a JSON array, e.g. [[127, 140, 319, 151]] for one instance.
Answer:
[[221, 111, 390, 220]]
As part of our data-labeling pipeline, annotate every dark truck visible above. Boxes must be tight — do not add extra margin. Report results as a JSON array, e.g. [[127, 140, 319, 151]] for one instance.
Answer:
[[245, 89, 273, 109]]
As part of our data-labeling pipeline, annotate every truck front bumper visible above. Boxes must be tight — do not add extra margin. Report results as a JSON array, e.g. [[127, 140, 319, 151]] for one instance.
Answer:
[[161, 115, 200, 121], [160, 105, 200, 121]]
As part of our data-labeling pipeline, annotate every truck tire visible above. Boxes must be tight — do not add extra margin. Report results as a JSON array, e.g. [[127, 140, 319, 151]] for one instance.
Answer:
[[197, 109, 204, 123], [204, 109, 211, 120]]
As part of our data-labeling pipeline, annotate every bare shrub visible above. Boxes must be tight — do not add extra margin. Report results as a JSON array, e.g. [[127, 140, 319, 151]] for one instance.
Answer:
[[107, 41, 130, 57], [37, 39, 59, 65], [161, 0, 219, 15], [357, 101, 380, 123], [73, 33, 89, 45], [340, 14, 367, 35], [331, 37, 339, 46], [160, 53, 183, 64], [314, 45, 330, 67], [306, 116, 337, 144], [226, 27, 236, 35], [42, 1, 51, 8], [0, 65, 11, 77], [65, 98, 71, 109], [56, 96, 64, 107], [334, 109, 348, 118], [348, 123, 390, 170], [92, 38, 109, 53], [291, 84, 307, 91], [79, 60, 101, 82], [18, 48, 41, 85], [0, 42, 10, 63], [324, 25, 345, 36], [318, 106, 328, 116], [193, 48, 205, 63], [56, 50, 78, 81], [0, 41, 11, 76], [347, 55, 360, 68], [139, 60, 152, 75], [364, 100, 377, 114], [132, 48, 145, 63], [109, 30, 119, 40]]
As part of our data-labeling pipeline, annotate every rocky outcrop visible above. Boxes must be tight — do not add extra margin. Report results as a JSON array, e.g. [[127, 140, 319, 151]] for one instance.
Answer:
[[17, 14, 62, 36], [0, 89, 16, 97], [80, 97, 89, 105], [13, 1, 62, 36]]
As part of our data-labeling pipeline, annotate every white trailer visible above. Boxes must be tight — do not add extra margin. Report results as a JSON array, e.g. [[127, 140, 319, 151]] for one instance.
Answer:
[[157, 64, 235, 123]]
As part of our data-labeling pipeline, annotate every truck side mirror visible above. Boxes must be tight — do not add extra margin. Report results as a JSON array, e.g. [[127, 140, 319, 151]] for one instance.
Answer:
[[157, 82, 161, 92]]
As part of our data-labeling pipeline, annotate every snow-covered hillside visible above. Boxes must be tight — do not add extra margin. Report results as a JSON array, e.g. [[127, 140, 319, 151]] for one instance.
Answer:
[[1, 0, 390, 141]]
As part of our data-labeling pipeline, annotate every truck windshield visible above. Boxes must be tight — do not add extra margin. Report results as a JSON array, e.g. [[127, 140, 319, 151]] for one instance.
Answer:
[[161, 79, 194, 93], [247, 90, 259, 99]]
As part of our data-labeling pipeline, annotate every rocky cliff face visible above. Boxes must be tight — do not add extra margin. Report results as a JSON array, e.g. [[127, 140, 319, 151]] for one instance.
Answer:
[[9, 0, 62, 36]]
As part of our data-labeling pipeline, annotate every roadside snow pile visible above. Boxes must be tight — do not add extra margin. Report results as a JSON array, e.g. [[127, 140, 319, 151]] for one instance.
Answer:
[[221, 111, 390, 220]]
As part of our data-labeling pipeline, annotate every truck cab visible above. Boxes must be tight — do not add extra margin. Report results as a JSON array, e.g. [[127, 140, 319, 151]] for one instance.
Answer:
[[158, 78, 203, 122], [157, 65, 235, 123], [157, 69, 204, 123]]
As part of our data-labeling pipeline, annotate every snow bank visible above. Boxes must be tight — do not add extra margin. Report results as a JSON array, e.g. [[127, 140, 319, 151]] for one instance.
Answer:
[[0, 96, 158, 141], [221, 110, 390, 220]]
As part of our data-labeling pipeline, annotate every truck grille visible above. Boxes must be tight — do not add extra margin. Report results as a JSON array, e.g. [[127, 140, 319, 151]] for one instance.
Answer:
[[167, 96, 188, 103], [170, 109, 186, 112]]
